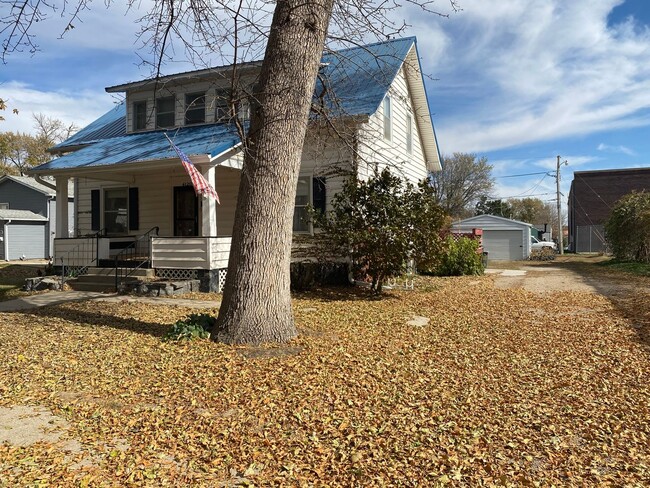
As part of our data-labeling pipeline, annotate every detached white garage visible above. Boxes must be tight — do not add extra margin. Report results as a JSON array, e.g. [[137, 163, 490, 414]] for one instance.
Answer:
[[451, 215, 533, 261]]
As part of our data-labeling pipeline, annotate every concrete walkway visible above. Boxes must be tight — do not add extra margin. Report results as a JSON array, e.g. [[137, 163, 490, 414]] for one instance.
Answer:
[[0, 291, 221, 312]]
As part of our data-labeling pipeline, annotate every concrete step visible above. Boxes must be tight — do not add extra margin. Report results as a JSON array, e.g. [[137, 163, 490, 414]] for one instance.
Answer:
[[83, 267, 155, 279], [67, 281, 116, 292], [67, 267, 154, 292]]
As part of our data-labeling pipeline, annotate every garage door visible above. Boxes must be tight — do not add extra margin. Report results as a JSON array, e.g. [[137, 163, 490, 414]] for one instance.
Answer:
[[7, 223, 47, 260], [482, 230, 523, 261]]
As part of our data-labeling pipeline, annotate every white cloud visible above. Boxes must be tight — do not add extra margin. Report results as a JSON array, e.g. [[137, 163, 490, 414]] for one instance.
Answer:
[[596, 142, 636, 155], [422, 0, 650, 153], [1, 81, 116, 135]]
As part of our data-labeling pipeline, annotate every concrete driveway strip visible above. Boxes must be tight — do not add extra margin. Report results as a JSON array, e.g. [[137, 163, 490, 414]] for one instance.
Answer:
[[0, 292, 221, 312], [0, 291, 111, 312]]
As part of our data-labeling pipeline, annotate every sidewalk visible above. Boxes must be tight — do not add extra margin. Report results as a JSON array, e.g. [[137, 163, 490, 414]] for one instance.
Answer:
[[0, 292, 221, 312]]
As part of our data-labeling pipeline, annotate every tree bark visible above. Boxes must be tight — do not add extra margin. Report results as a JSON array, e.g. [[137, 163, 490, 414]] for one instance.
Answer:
[[214, 0, 334, 344]]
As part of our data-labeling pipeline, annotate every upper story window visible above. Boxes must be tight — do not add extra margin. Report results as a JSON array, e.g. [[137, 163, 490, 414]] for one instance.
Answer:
[[383, 95, 392, 140], [185, 92, 206, 125], [156, 96, 175, 128], [238, 101, 251, 123], [215, 90, 250, 124], [0, 203, 9, 209], [215, 90, 230, 123], [406, 113, 413, 154], [133, 100, 147, 131]]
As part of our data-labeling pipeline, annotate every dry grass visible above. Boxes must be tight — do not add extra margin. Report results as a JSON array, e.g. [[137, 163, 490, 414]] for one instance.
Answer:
[[0, 272, 649, 486]]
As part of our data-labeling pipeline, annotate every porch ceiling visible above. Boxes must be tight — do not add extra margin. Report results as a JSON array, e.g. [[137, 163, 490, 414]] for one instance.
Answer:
[[31, 124, 242, 176]]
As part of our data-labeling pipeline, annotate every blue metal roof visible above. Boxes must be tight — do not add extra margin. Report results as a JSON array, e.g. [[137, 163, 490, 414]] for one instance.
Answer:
[[51, 102, 126, 152], [37, 37, 415, 172], [34, 124, 241, 172], [317, 37, 415, 117]]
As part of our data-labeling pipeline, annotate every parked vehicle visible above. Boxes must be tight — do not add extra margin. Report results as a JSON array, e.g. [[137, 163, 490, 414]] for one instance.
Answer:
[[531, 236, 557, 251]]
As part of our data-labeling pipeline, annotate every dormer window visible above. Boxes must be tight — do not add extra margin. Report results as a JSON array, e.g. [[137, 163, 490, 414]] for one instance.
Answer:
[[156, 96, 175, 128], [238, 101, 250, 123], [185, 92, 206, 125], [215, 90, 230, 123], [133, 100, 147, 131], [383, 95, 392, 140], [215, 90, 250, 124]]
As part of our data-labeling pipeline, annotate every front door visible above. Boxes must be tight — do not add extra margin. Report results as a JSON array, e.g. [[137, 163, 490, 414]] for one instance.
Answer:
[[174, 186, 199, 236]]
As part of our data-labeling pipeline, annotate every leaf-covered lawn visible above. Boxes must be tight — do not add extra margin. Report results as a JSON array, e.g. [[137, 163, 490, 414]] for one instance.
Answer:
[[0, 275, 649, 486]]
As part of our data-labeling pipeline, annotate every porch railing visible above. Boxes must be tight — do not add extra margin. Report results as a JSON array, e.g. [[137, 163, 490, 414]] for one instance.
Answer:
[[114, 226, 159, 289], [59, 229, 106, 286]]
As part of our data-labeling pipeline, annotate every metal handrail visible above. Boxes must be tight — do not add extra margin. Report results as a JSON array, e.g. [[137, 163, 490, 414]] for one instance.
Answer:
[[59, 228, 106, 286], [114, 226, 159, 290]]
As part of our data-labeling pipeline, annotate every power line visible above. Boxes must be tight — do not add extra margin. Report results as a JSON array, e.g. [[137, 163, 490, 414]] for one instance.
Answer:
[[495, 171, 551, 179]]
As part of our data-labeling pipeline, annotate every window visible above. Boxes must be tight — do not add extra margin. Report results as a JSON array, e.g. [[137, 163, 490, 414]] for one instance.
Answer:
[[104, 188, 128, 234], [293, 177, 310, 232], [383, 95, 392, 140], [406, 113, 413, 153], [215, 90, 250, 124], [133, 100, 147, 131], [293, 176, 326, 232], [185, 92, 206, 125], [215, 89, 230, 122], [156, 96, 175, 128], [238, 101, 251, 123], [0, 203, 8, 209]]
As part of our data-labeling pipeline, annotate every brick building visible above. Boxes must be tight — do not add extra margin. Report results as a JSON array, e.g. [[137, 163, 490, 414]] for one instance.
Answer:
[[568, 167, 650, 252]]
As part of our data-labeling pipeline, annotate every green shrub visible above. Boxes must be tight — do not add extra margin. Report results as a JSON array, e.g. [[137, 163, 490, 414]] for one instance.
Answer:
[[434, 236, 484, 276], [163, 313, 215, 341], [605, 191, 650, 263], [317, 168, 448, 293]]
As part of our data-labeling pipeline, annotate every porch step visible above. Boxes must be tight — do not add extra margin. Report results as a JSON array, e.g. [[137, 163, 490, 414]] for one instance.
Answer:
[[67, 267, 155, 292], [98, 258, 150, 268]]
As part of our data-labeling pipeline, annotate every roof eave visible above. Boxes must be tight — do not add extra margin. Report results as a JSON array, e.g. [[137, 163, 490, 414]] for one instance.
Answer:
[[404, 45, 442, 173], [106, 62, 262, 93]]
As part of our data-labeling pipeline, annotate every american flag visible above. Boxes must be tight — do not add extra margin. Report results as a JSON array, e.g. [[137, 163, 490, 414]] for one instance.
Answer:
[[167, 137, 220, 204]]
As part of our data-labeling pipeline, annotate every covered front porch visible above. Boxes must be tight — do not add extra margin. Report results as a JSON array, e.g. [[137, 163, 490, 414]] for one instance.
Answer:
[[43, 136, 242, 291]]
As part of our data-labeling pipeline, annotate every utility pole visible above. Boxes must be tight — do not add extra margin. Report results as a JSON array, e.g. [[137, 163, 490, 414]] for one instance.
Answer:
[[556, 155, 564, 255]]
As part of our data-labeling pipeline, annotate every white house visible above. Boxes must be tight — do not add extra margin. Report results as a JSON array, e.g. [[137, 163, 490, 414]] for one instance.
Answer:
[[30, 37, 441, 291]]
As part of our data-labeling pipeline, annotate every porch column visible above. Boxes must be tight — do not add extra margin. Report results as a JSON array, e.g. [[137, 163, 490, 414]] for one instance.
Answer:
[[55, 176, 70, 238], [201, 166, 217, 236]]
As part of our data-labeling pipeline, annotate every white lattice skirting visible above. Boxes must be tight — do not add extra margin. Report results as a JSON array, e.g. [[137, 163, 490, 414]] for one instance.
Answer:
[[218, 269, 227, 292], [156, 269, 199, 280]]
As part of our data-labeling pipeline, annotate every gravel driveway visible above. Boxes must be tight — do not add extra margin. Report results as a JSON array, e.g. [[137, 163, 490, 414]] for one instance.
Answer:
[[487, 256, 650, 297]]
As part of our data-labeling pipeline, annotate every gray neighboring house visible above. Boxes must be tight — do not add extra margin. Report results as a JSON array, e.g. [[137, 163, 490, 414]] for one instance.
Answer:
[[0, 175, 74, 261], [451, 214, 534, 261]]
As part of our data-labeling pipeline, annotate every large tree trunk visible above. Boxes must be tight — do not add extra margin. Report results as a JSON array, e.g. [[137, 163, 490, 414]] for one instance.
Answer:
[[214, 0, 334, 344]]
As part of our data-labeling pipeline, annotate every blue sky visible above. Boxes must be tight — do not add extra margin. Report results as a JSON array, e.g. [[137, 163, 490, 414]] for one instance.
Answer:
[[1, 0, 649, 205]]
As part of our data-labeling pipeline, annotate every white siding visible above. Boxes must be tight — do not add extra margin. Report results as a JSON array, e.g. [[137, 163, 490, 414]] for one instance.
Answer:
[[76, 160, 240, 238], [215, 167, 240, 236], [299, 130, 353, 214], [356, 66, 428, 185]]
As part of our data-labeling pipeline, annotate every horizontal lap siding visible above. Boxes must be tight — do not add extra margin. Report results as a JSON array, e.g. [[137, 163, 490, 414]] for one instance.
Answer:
[[357, 67, 427, 185], [215, 167, 240, 236], [0, 180, 49, 215], [77, 171, 194, 236], [151, 237, 209, 269], [300, 133, 352, 213]]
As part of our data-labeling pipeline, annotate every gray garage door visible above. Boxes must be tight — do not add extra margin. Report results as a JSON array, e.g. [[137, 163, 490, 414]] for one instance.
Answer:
[[482, 230, 524, 261], [7, 222, 47, 260]]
